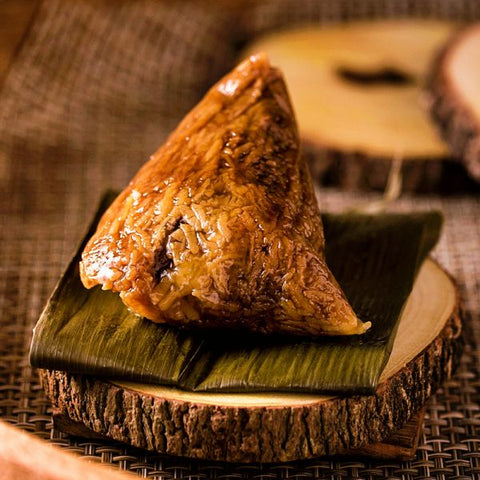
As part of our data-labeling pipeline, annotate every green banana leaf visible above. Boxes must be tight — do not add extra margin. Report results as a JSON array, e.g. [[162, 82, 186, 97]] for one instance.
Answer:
[[29, 192, 442, 395]]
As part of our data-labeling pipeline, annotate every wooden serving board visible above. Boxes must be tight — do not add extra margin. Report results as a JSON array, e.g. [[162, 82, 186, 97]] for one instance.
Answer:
[[429, 23, 480, 183], [40, 260, 462, 463], [242, 21, 475, 192]]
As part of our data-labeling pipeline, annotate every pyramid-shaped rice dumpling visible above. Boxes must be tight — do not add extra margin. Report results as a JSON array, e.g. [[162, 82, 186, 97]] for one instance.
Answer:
[[80, 53, 369, 336]]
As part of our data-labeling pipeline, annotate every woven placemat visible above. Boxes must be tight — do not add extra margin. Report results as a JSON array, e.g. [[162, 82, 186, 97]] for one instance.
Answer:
[[1, 0, 480, 478]]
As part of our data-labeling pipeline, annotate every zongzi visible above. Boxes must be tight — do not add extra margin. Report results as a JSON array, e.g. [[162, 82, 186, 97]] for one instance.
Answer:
[[80, 53, 370, 336]]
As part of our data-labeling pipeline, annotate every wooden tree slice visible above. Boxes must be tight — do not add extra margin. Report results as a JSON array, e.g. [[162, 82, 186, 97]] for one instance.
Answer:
[[49, 406, 426, 461], [39, 260, 462, 463], [243, 21, 464, 192], [429, 24, 480, 183]]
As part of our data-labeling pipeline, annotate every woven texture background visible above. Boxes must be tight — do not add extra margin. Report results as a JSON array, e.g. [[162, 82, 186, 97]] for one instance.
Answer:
[[1, 0, 480, 478]]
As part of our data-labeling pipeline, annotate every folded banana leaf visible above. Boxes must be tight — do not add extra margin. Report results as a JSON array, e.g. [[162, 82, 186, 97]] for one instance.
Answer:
[[29, 192, 442, 395]]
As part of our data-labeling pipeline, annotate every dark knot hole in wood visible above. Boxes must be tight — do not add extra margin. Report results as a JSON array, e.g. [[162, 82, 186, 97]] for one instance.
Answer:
[[336, 66, 415, 86]]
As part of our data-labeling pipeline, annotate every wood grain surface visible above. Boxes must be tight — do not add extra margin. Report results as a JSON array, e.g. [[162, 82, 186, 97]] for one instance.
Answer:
[[0, 419, 133, 480]]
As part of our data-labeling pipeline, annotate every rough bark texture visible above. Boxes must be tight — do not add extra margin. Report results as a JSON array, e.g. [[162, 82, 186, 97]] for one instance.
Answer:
[[38, 295, 462, 463], [428, 27, 480, 184], [51, 407, 425, 461], [304, 142, 478, 194]]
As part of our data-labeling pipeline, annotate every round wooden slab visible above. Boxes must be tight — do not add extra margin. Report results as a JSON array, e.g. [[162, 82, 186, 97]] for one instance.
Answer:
[[243, 21, 461, 191], [429, 23, 480, 183], [40, 260, 462, 463]]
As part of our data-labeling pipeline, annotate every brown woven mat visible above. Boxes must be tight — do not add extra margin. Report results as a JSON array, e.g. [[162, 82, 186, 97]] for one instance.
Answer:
[[2, 0, 480, 478]]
